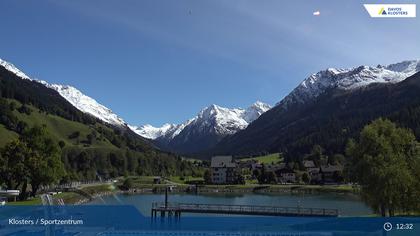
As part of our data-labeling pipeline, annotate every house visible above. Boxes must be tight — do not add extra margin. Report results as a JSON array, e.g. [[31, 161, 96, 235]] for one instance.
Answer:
[[308, 167, 322, 183], [237, 159, 256, 169], [264, 163, 283, 172], [303, 160, 316, 170], [303, 160, 321, 183], [320, 165, 344, 183], [210, 156, 239, 184], [275, 167, 296, 183], [251, 162, 263, 171]]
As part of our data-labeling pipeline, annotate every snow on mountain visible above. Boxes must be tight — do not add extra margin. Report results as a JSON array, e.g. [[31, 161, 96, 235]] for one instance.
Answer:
[[0, 58, 127, 127], [40, 82, 127, 127], [129, 120, 194, 140], [0, 58, 31, 80], [279, 60, 420, 108], [129, 123, 177, 139], [243, 101, 272, 123], [133, 102, 271, 140]]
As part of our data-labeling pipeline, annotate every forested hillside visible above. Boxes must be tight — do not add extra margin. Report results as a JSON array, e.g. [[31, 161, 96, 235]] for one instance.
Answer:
[[0, 66, 197, 182], [213, 72, 420, 160]]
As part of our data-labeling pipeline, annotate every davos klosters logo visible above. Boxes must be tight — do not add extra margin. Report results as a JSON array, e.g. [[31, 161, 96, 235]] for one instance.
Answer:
[[364, 4, 416, 18]]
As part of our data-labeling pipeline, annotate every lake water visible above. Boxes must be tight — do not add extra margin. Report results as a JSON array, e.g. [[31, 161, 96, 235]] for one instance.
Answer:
[[88, 192, 372, 216]]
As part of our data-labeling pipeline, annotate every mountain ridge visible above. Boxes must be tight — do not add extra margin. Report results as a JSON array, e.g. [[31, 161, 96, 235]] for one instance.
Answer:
[[130, 102, 271, 153], [0, 58, 128, 128], [278, 60, 420, 109], [132, 101, 271, 139], [3, 57, 420, 158], [212, 68, 420, 158]]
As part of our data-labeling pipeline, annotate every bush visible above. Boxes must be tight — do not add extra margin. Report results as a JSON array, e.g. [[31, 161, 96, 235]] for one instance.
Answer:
[[121, 178, 133, 190]]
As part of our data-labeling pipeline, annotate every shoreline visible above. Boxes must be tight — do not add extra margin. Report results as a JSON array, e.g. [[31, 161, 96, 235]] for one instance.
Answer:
[[61, 183, 359, 205]]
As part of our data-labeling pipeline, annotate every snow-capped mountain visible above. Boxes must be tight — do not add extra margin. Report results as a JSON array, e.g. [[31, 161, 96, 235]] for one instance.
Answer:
[[0, 58, 31, 80], [212, 60, 420, 156], [133, 102, 271, 140], [131, 102, 271, 153], [0, 58, 127, 127], [129, 123, 178, 139], [40, 82, 127, 127], [279, 60, 420, 108]]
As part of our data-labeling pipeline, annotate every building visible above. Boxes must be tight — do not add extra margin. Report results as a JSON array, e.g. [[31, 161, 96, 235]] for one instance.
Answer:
[[210, 156, 238, 184], [303, 160, 321, 183], [320, 165, 344, 183], [303, 160, 316, 170], [308, 168, 322, 183], [275, 167, 296, 183]]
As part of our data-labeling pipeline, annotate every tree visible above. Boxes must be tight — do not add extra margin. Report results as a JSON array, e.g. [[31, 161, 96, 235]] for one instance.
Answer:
[[257, 166, 277, 184], [121, 178, 133, 190], [17, 104, 31, 115], [58, 140, 66, 149], [302, 172, 311, 184], [203, 170, 211, 184], [305, 145, 327, 166], [0, 140, 29, 191], [0, 126, 65, 199], [346, 118, 419, 216], [68, 131, 80, 139], [20, 126, 66, 197], [329, 154, 345, 165]]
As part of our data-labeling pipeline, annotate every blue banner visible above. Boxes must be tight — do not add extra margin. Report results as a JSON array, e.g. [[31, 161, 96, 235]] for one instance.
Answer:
[[0, 206, 418, 235]]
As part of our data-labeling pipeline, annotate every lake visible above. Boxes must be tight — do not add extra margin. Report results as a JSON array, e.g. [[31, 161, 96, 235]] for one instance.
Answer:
[[88, 192, 372, 216]]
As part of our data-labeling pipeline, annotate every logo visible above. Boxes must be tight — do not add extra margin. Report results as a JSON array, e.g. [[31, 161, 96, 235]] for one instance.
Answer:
[[364, 4, 416, 18], [378, 7, 387, 15]]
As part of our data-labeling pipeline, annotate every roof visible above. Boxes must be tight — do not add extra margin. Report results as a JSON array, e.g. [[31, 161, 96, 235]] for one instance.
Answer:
[[303, 160, 316, 168], [320, 165, 343, 173], [308, 167, 320, 173], [211, 156, 236, 168], [276, 168, 295, 174]]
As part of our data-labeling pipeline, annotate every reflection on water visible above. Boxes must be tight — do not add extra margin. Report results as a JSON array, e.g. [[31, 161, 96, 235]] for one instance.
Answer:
[[88, 192, 372, 216]]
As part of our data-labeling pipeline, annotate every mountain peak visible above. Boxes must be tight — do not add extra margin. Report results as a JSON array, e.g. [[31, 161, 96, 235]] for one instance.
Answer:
[[279, 59, 420, 108], [129, 123, 177, 139], [133, 101, 271, 144], [384, 60, 420, 73]]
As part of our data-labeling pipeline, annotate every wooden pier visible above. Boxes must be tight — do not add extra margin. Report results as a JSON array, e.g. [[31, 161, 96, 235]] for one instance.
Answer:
[[151, 202, 339, 218]]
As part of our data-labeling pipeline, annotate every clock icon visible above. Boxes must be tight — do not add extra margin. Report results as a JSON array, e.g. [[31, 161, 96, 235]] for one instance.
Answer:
[[384, 222, 393, 231]]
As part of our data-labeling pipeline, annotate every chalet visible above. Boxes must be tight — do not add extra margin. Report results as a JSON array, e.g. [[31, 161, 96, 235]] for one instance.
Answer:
[[237, 159, 256, 169], [308, 168, 322, 183], [251, 162, 263, 171], [303, 160, 317, 171], [275, 167, 296, 183], [210, 156, 238, 184], [303, 160, 321, 183], [320, 165, 344, 183]]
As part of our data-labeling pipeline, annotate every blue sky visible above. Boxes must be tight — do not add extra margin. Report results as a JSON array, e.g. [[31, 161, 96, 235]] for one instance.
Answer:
[[0, 0, 419, 126]]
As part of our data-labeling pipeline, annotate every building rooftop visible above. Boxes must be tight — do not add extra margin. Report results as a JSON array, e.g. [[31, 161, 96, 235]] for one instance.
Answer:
[[320, 165, 343, 173], [211, 156, 236, 168], [303, 160, 316, 168]]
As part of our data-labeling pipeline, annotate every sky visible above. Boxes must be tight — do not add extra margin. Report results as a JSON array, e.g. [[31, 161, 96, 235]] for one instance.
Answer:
[[0, 0, 419, 126]]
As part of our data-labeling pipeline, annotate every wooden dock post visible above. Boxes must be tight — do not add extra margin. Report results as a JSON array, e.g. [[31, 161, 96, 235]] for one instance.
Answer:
[[165, 187, 168, 208]]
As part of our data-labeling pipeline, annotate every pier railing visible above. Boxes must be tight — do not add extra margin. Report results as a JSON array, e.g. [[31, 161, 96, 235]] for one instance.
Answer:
[[151, 202, 338, 217]]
